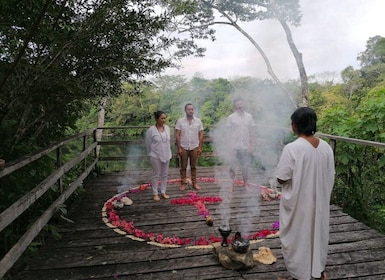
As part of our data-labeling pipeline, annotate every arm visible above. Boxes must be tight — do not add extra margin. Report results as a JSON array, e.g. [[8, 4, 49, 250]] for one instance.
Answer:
[[145, 128, 152, 154], [249, 125, 256, 154], [277, 178, 288, 184], [225, 116, 232, 147], [175, 129, 182, 156], [275, 145, 292, 185], [197, 130, 203, 156]]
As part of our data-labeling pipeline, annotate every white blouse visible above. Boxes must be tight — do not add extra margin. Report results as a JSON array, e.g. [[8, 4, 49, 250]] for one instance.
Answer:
[[145, 125, 172, 163]]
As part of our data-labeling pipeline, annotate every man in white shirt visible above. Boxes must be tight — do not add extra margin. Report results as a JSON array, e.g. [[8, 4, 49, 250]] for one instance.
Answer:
[[175, 103, 204, 190], [226, 97, 256, 188]]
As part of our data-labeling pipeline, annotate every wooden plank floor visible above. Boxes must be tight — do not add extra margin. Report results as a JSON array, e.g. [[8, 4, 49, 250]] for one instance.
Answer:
[[15, 166, 385, 280]]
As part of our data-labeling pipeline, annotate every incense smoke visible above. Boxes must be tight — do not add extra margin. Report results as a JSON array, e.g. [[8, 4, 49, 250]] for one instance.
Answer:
[[211, 82, 293, 235]]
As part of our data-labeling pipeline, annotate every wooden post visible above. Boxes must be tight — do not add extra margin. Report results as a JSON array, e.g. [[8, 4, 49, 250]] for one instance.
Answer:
[[329, 139, 337, 159], [56, 147, 63, 193], [94, 128, 99, 170], [83, 134, 87, 171]]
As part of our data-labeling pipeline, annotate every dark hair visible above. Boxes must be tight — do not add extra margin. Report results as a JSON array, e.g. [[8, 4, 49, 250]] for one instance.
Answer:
[[154, 111, 165, 120], [184, 103, 193, 110], [291, 107, 317, 136]]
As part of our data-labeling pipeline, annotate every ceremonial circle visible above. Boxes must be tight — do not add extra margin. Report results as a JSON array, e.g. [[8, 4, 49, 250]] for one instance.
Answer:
[[102, 177, 279, 249]]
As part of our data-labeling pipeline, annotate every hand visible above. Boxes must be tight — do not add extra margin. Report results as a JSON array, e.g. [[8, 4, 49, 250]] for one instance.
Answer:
[[197, 148, 202, 156]]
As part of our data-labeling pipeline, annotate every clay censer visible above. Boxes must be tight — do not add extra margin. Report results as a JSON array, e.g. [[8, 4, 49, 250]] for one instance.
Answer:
[[231, 232, 250, 253], [218, 225, 232, 247]]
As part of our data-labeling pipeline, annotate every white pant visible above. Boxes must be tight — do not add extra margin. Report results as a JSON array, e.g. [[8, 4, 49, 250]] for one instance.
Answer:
[[150, 157, 170, 195]]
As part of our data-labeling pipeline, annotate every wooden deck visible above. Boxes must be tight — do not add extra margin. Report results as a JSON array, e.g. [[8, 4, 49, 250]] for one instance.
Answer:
[[15, 167, 385, 280]]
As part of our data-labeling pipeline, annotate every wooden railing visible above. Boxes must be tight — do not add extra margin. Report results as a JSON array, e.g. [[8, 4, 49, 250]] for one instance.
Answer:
[[316, 132, 385, 154], [0, 125, 384, 278], [96, 126, 385, 163], [0, 128, 98, 279]]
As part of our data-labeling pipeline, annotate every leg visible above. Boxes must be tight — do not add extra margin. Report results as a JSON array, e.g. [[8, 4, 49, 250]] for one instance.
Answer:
[[179, 148, 188, 190], [160, 160, 170, 198], [239, 150, 251, 185], [150, 157, 161, 201], [230, 149, 242, 187], [229, 149, 236, 184], [229, 166, 236, 182], [190, 147, 200, 189]]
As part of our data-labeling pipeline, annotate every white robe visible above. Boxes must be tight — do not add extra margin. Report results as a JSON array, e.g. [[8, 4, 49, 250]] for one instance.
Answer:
[[275, 137, 335, 280]]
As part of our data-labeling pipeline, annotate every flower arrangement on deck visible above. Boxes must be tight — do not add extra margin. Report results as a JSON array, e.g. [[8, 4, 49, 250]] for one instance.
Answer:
[[101, 178, 279, 248]]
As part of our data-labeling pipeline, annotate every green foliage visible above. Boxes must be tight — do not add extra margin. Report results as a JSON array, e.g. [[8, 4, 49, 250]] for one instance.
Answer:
[[305, 37, 385, 233], [320, 83, 385, 233], [0, 0, 189, 161], [360, 64, 385, 88], [0, 2, 201, 260], [358, 35, 385, 66], [372, 205, 385, 232]]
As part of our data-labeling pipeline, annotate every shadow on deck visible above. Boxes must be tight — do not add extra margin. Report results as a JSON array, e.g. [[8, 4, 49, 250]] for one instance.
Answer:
[[15, 167, 385, 280]]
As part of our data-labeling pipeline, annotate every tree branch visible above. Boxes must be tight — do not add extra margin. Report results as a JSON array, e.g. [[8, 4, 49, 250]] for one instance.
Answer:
[[0, 0, 52, 94], [178, 21, 233, 34], [201, 0, 297, 108]]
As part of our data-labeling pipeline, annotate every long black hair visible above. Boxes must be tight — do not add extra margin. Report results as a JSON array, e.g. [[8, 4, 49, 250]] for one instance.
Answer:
[[291, 107, 317, 136]]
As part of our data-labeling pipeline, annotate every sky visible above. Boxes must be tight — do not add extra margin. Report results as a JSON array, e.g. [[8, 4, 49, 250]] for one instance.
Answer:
[[162, 0, 385, 81]]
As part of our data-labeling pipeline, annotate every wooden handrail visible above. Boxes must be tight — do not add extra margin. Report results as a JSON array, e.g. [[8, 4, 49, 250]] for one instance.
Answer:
[[0, 128, 96, 179], [316, 132, 385, 148], [0, 142, 98, 232], [0, 129, 98, 279]]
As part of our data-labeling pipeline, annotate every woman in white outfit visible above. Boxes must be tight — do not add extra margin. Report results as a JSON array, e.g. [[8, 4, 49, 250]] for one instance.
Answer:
[[145, 111, 172, 201]]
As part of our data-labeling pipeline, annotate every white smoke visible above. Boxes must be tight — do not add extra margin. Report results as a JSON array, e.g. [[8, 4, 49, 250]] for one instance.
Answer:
[[211, 81, 293, 235], [117, 144, 143, 194]]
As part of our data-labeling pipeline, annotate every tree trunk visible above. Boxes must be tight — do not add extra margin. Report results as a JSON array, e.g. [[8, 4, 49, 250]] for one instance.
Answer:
[[229, 21, 297, 108], [277, 18, 309, 107], [201, 1, 297, 108]]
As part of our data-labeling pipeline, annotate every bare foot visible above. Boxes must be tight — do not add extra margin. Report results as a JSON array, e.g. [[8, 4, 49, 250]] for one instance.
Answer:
[[193, 184, 201, 190], [161, 193, 169, 199]]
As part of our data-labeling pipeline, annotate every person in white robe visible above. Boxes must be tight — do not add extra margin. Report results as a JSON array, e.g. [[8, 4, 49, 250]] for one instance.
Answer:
[[275, 107, 335, 280]]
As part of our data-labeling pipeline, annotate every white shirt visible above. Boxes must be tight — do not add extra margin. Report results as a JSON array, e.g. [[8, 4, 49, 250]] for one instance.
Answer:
[[275, 137, 335, 279], [145, 125, 172, 163], [226, 111, 255, 149], [175, 116, 203, 150]]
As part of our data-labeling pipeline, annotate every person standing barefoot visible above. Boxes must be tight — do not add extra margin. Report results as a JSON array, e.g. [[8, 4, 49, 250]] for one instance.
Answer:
[[175, 103, 204, 191], [145, 111, 172, 201], [226, 97, 256, 189]]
